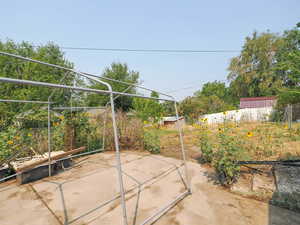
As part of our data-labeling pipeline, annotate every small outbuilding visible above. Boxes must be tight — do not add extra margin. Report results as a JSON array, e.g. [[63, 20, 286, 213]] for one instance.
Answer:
[[240, 96, 277, 109], [161, 116, 185, 128]]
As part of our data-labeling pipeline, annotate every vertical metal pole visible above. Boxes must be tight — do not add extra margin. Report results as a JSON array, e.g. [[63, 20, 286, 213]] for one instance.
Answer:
[[288, 104, 292, 129], [102, 85, 133, 151], [174, 101, 191, 193], [46, 71, 70, 177], [75, 72, 128, 224], [102, 108, 108, 150], [110, 93, 128, 225], [47, 103, 52, 177], [290, 104, 293, 129]]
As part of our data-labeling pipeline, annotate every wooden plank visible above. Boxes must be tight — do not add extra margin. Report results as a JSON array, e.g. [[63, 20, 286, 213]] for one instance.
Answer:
[[16, 146, 86, 172]]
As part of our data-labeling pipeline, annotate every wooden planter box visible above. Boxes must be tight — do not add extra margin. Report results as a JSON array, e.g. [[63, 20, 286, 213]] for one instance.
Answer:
[[16, 158, 72, 184]]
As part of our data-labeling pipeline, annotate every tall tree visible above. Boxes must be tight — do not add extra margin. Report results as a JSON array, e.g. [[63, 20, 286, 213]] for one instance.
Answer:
[[275, 24, 300, 88], [179, 95, 235, 122], [87, 63, 139, 111], [0, 40, 77, 128], [133, 91, 164, 123], [227, 32, 284, 98], [274, 23, 300, 111], [194, 81, 227, 99], [194, 81, 238, 106]]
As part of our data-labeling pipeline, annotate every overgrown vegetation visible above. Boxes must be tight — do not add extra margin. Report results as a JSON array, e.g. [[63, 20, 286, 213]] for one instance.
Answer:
[[143, 129, 161, 154], [103, 111, 143, 150], [102, 111, 161, 154], [133, 91, 164, 124], [197, 117, 300, 186], [0, 108, 103, 164]]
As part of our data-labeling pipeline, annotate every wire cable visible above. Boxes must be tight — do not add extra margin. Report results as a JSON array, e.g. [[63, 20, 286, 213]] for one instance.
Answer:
[[33, 45, 239, 53]]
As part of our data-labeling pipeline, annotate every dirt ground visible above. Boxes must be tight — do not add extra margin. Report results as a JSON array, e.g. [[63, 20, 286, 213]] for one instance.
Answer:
[[0, 151, 299, 225]]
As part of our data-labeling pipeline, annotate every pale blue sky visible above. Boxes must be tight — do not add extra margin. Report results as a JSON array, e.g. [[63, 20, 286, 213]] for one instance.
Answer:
[[1, 0, 299, 100]]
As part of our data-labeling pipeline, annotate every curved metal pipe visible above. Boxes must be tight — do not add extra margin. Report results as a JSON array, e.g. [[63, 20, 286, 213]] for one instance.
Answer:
[[0, 51, 191, 224], [0, 51, 174, 101], [0, 51, 128, 225]]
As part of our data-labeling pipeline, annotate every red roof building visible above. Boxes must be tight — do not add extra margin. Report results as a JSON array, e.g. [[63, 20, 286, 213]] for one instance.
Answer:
[[240, 96, 277, 109]]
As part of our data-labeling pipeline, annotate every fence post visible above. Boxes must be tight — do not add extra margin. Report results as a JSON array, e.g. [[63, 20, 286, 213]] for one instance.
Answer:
[[288, 104, 292, 129]]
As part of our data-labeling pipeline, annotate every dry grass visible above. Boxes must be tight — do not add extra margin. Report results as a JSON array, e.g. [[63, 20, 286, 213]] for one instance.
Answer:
[[156, 122, 300, 161], [103, 111, 144, 151]]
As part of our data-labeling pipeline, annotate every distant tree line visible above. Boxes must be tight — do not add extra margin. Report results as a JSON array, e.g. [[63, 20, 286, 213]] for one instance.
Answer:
[[179, 23, 300, 122], [0, 22, 299, 125]]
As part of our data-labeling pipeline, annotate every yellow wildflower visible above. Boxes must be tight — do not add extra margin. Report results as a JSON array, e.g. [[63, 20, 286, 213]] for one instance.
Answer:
[[59, 115, 65, 120], [28, 133, 32, 137], [223, 111, 227, 115], [247, 132, 253, 137], [7, 140, 13, 145], [268, 136, 272, 141]]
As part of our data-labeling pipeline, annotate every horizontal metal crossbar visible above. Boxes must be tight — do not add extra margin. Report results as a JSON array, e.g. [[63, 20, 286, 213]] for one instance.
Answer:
[[0, 77, 175, 102], [0, 99, 52, 104], [52, 106, 106, 110], [0, 51, 174, 101]]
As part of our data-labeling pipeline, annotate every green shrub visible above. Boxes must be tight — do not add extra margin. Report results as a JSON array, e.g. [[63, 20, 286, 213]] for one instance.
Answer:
[[199, 125, 214, 163], [143, 130, 160, 154], [0, 111, 103, 165], [269, 109, 284, 122], [198, 122, 249, 186], [0, 126, 34, 163], [212, 131, 246, 185]]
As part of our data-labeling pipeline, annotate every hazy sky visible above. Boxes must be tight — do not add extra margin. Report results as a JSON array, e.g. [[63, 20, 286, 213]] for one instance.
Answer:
[[1, 0, 299, 100]]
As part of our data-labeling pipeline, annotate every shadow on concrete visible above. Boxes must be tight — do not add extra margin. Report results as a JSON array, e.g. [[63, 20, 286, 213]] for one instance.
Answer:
[[268, 164, 300, 225], [268, 191, 300, 225]]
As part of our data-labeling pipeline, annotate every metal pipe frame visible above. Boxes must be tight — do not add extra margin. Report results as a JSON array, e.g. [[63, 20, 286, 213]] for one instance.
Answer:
[[82, 72, 175, 101], [0, 51, 173, 101], [52, 106, 106, 110], [0, 77, 173, 102], [46, 71, 72, 177], [0, 99, 52, 104], [0, 51, 190, 225], [0, 99, 53, 182], [0, 79, 129, 225]]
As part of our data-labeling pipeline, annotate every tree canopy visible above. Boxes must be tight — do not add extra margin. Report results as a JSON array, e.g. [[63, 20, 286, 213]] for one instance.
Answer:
[[87, 62, 140, 111], [227, 24, 300, 99], [227, 32, 284, 98], [0, 40, 78, 128], [133, 91, 164, 123], [179, 23, 300, 121]]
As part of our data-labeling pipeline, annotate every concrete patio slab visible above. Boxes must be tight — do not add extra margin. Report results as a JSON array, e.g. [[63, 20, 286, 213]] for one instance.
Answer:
[[0, 151, 299, 225]]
